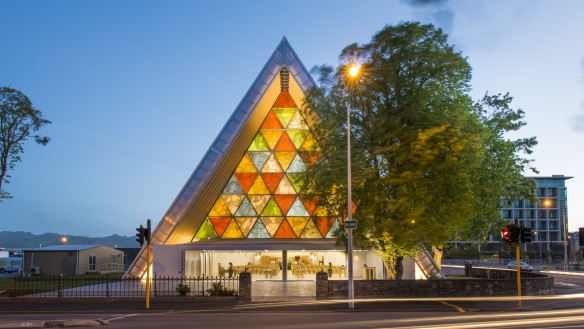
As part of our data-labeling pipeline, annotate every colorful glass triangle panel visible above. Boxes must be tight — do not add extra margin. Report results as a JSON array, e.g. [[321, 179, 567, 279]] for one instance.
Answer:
[[248, 219, 271, 238], [273, 131, 297, 152], [299, 151, 321, 169], [287, 173, 306, 193], [223, 176, 245, 194], [235, 153, 257, 173], [273, 195, 297, 215], [261, 198, 283, 216], [288, 130, 309, 149], [261, 217, 284, 236], [326, 219, 342, 238], [274, 175, 296, 195], [261, 173, 284, 193], [274, 151, 296, 171], [209, 197, 231, 216], [234, 197, 258, 216], [236, 217, 258, 237], [287, 110, 309, 129], [248, 132, 271, 151], [273, 108, 297, 128], [249, 152, 270, 171], [299, 132, 321, 152], [273, 219, 297, 238], [272, 89, 297, 108], [287, 197, 310, 216], [314, 203, 332, 216], [261, 153, 283, 173], [248, 175, 270, 194], [299, 195, 318, 215], [248, 195, 271, 214], [194, 218, 218, 239], [222, 195, 245, 215], [286, 154, 307, 173], [235, 173, 257, 193], [286, 217, 309, 237], [260, 130, 283, 150], [299, 219, 322, 238], [222, 220, 245, 238], [209, 217, 231, 237], [315, 217, 336, 237], [260, 110, 284, 129]]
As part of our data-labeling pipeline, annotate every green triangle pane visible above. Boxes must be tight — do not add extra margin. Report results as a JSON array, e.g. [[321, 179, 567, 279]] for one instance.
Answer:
[[248, 133, 270, 151], [287, 173, 305, 193], [234, 197, 258, 216], [274, 108, 297, 128], [288, 130, 309, 149], [194, 218, 218, 239], [261, 198, 283, 216], [248, 220, 271, 238]]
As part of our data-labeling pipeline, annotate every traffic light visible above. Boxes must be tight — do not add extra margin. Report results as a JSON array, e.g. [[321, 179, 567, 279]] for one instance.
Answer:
[[520, 227, 532, 243], [136, 225, 145, 246], [144, 219, 151, 243], [501, 224, 519, 243], [579, 227, 584, 246], [501, 227, 512, 243]]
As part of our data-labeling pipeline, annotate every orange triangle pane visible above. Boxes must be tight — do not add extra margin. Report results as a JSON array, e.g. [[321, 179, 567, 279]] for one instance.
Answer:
[[273, 131, 297, 152], [222, 220, 245, 238], [248, 175, 270, 194], [273, 219, 297, 238], [261, 153, 283, 173], [248, 195, 271, 214], [261, 173, 284, 193], [261, 110, 284, 129], [273, 195, 297, 214], [274, 152, 296, 171], [299, 195, 319, 215], [272, 90, 297, 108], [235, 173, 258, 193], [261, 130, 283, 150], [235, 153, 257, 173], [315, 217, 336, 237], [209, 217, 231, 237], [299, 151, 321, 169], [286, 217, 309, 237]]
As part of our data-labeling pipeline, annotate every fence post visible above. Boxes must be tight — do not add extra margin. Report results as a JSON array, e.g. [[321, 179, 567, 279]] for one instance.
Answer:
[[57, 275, 62, 298], [316, 271, 329, 300], [238, 271, 251, 300]]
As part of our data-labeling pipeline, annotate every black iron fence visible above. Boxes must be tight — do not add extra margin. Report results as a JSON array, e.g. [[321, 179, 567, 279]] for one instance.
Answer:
[[10, 275, 239, 298]]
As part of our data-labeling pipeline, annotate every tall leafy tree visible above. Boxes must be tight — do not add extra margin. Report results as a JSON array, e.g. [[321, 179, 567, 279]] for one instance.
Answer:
[[303, 22, 536, 279], [0, 87, 51, 200]]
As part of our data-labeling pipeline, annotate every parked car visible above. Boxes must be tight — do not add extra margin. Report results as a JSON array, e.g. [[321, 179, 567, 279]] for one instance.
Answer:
[[507, 261, 533, 271], [0, 264, 21, 273]]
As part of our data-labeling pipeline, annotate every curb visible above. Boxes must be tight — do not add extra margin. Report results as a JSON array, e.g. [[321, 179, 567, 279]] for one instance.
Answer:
[[0, 319, 108, 329]]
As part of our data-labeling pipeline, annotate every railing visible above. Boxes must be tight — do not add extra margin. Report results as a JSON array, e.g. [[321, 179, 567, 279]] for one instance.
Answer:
[[10, 275, 239, 298]]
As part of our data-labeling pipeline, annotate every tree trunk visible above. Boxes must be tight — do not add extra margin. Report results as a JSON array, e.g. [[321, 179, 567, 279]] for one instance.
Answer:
[[432, 246, 443, 269], [381, 255, 404, 280]]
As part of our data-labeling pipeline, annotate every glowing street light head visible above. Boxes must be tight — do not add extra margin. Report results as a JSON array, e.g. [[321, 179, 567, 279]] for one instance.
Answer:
[[348, 65, 360, 77], [61, 236, 68, 243], [543, 199, 552, 207]]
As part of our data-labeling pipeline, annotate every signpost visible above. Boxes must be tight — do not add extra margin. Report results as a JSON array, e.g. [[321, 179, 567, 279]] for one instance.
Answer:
[[344, 220, 357, 229]]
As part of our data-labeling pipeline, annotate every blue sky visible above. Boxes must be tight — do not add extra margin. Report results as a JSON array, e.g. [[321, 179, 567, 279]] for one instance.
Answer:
[[1, 0, 583, 237]]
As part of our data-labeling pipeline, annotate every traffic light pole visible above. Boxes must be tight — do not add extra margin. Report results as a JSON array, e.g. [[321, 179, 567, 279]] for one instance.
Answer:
[[145, 219, 151, 310], [516, 243, 522, 307]]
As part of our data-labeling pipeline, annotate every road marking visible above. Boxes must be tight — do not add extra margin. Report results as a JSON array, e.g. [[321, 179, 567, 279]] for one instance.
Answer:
[[439, 301, 465, 312], [107, 314, 138, 322]]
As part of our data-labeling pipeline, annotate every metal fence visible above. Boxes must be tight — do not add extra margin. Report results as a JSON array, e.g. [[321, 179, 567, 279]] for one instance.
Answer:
[[10, 275, 239, 298]]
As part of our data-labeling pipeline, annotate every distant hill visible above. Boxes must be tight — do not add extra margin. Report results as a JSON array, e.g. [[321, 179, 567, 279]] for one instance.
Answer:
[[0, 231, 140, 249]]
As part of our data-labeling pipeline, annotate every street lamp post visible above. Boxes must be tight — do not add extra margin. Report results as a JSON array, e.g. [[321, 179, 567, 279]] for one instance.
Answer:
[[561, 193, 568, 272], [346, 64, 359, 309]]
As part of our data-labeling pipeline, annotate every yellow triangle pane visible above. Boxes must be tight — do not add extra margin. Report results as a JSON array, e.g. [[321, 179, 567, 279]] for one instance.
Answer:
[[286, 217, 309, 237], [261, 130, 283, 150], [299, 219, 322, 238], [208, 197, 231, 216], [299, 132, 321, 152], [261, 217, 284, 236], [221, 195, 245, 215], [248, 176, 270, 194], [222, 220, 245, 238], [288, 130, 309, 149], [261, 153, 283, 173], [235, 217, 257, 237], [235, 153, 257, 173], [287, 110, 309, 129], [274, 108, 297, 128], [248, 132, 270, 151], [274, 152, 296, 171], [274, 175, 296, 195], [248, 195, 271, 214]]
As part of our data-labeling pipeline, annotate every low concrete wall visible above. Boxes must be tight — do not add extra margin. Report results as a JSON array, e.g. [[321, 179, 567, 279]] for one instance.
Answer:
[[316, 268, 553, 299]]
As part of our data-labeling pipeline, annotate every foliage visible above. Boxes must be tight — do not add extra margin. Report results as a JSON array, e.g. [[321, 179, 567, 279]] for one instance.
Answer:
[[176, 282, 191, 296], [0, 87, 51, 199], [444, 244, 482, 259], [206, 282, 236, 296], [303, 22, 536, 279]]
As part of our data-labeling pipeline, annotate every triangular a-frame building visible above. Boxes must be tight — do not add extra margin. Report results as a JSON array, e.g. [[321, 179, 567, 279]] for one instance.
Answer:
[[125, 39, 360, 280]]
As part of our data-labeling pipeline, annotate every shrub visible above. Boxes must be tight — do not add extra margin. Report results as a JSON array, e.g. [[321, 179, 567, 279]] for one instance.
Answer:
[[206, 282, 236, 296], [176, 282, 191, 296]]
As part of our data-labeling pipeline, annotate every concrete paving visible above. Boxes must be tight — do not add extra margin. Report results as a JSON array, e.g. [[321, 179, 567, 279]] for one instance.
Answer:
[[251, 280, 315, 302]]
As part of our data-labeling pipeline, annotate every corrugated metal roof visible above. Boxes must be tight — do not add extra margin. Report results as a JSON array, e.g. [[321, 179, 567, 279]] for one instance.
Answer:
[[22, 245, 102, 251]]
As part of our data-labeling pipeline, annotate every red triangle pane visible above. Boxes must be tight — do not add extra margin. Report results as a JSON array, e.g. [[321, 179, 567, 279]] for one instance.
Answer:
[[273, 219, 297, 238], [235, 173, 258, 193], [272, 90, 297, 108], [261, 173, 284, 193], [209, 217, 232, 237], [261, 111, 284, 129], [299, 195, 319, 215], [273, 195, 297, 214], [315, 217, 336, 237], [274, 131, 296, 151]]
